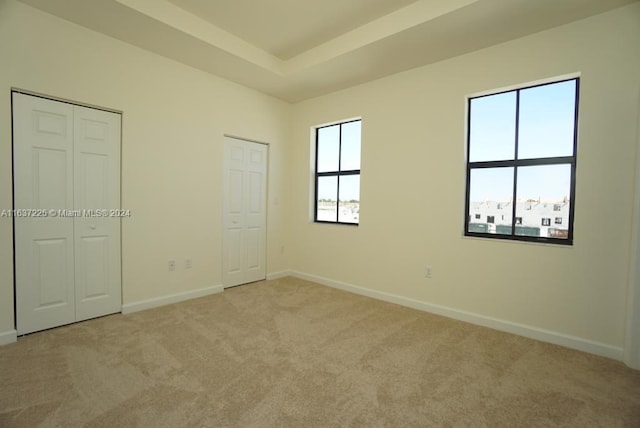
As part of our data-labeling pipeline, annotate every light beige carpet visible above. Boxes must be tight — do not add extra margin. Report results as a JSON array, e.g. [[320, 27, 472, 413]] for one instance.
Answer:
[[1, 276, 639, 427]]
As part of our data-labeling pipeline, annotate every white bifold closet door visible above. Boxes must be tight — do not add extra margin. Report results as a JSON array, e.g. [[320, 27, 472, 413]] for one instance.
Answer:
[[13, 93, 122, 335], [222, 137, 267, 288]]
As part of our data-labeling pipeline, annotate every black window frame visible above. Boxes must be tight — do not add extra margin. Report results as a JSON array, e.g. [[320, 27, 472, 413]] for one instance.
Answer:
[[464, 77, 579, 245], [314, 119, 361, 225]]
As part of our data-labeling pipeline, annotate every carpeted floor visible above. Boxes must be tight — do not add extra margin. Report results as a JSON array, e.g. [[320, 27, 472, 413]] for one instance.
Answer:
[[1, 276, 639, 427]]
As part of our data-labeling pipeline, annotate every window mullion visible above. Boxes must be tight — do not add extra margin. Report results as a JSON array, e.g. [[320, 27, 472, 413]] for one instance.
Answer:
[[567, 79, 580, 241], [314, 128, 320, 222], [469, 160, 515, 169], [336, 124, 342, 222], [511, 89, 520, 236], [338, 169, 360, 176], [511, 168, 518, 236], [465, 98, 473, 233], [515, 157, 575, 167]]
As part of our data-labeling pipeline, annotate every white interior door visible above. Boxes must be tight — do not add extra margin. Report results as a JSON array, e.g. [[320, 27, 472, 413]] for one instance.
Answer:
[[222, 137, 267, 287], [73, 105, 121, 321], [14, 94, 76, 334], [13, 93, 121, 334]]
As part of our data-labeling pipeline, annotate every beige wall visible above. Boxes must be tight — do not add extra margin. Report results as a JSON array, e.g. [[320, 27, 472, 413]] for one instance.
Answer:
[[289, 4, 640, 351], [0, 1, 291, 335]]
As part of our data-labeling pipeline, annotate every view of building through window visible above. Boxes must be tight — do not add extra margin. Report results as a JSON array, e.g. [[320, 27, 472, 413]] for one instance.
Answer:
[[465, 78, 578, 243], [315, 119, 361, 224]]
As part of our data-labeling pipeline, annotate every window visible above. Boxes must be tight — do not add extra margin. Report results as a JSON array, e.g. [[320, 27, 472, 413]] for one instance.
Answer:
[[465, 77, 579, 245], [315, 119, 361, 224]]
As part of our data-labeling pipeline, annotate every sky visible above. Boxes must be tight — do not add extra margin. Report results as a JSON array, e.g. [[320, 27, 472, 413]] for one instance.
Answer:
[[468, 79, 576, 203], [469, 164, 571, 202]]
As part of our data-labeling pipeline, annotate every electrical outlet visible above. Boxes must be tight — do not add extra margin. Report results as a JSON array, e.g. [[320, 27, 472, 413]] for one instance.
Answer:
[[185, 258, 192, 269], [424, 265, 433, 278], [168, 260, 176, 272]]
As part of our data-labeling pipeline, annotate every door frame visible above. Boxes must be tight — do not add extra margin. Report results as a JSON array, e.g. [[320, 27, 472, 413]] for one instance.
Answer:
[[11, 88, 123, 333], [625, 89, 640, 369]]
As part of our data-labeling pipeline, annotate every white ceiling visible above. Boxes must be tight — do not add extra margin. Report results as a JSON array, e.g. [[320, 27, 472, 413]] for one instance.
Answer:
[[19, 0, 639, 103]]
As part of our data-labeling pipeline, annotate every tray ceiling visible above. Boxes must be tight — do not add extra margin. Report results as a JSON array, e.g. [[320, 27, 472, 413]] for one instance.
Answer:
[[19, 0, 638, 102]]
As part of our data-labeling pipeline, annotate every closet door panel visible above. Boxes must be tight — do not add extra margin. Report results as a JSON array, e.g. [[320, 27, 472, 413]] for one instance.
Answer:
[[13, 93, 76, 334], [73, 105, 122, 321]]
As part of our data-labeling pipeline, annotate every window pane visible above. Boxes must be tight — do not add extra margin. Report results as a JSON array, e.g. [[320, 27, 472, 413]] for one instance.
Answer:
[[338, 175, 360, 224], [317, 125, 340, 172], [518, 80, 576, 159], [468, 167, 514, 234], [316, 176, 337, 221], [469, 92, 516, 162], [340, 121, 361, 171], [515, 164, 571, 239]]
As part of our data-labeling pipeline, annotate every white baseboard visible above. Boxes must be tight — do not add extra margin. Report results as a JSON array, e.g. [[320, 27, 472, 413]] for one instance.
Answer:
[[0, 329, 17, 346], [289, 271, 624, 362], [266, 270, 291, 280], [122, 284, 224, 315]]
